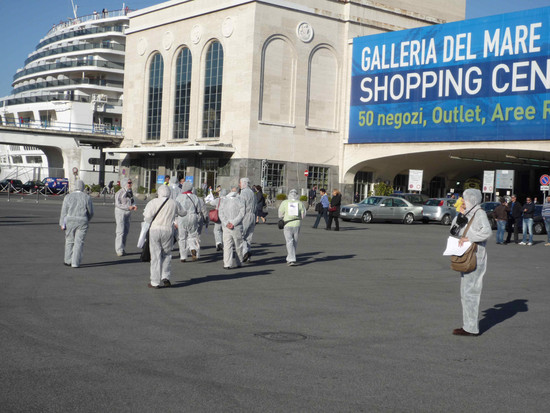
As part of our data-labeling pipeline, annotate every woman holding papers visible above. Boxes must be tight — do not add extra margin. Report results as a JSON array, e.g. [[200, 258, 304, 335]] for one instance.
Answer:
[[450, 188, 492, 336], [278, 189, 306, 266]]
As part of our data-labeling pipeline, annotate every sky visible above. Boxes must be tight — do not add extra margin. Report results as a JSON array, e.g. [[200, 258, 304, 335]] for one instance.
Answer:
[[1, 0, 550, 97]]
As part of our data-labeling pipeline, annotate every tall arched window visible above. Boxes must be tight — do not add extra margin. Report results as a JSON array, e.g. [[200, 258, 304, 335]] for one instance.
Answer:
[[173, 48, 192, 140], [203, 41, 224, 138], [147, 53, 164, 141]]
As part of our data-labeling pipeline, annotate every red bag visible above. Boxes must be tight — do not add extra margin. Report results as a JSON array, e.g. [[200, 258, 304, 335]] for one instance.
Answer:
[[209, 198, 221, 223]]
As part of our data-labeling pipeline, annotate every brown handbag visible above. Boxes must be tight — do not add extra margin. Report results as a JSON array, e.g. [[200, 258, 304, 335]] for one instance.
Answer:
[[209, 198, 221, 223], [450, 211, 478, 273]]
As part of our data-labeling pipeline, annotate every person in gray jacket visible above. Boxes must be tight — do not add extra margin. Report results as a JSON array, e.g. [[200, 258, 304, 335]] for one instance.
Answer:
[[451, 188, 492, 336], [143, 185, 185, 288], [59, 179, 94, 268], [114, 178, 137, 256], [239, 177, 256, 262], [208, 188, 227, 252], [219, 187, 245, 269]]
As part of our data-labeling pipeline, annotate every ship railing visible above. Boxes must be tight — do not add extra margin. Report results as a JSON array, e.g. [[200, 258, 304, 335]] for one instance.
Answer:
[[26, 41, 125, 66], [14, 59, 125, 82], [2, 118, 124, 137], [38, 25, 125, 51], [12, 77, 124, 95], [4, 94, 123, 107], [46, 9, 131, 36]]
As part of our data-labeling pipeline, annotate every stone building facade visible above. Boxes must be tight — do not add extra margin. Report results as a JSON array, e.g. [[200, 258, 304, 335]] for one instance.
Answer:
[[113, 0, 465, 197]]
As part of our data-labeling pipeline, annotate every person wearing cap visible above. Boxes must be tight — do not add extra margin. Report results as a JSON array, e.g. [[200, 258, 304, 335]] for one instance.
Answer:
[[239, 177, 257, 262], [59, 179, 94, 268], [278, 189, 306, 266], [175, 181, 202, 262], [114, 178, 137, 256], [143, 185, 185, 289]]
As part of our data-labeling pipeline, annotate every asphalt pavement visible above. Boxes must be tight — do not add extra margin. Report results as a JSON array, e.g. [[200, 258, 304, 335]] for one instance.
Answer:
[[1, 194, 548, 412]]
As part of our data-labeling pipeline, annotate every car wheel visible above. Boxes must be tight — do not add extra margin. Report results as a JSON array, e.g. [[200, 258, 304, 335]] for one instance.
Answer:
[[441, 214, 451, 225], [534, 222, 544, 235], [403, 213, 414, 225], [362, 211, 372, 224]]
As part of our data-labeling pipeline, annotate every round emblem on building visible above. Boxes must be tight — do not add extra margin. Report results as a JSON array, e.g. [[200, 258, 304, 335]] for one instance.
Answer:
[[137, 37, 147, 56], [163, 31, 174, 50], [296, 21, 313, 43], [191, 25, 202, 44], [222, 17, 234, 38]]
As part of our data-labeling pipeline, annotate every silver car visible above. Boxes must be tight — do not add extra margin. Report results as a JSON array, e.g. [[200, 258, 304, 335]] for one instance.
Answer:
[[340, 196, 423, 224], [422, 198, 457, 225]]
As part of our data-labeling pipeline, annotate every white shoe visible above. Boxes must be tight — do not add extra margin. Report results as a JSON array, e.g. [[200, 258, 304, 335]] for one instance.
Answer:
[[527, 242, 533, 246], [519, 242, 526, 245]]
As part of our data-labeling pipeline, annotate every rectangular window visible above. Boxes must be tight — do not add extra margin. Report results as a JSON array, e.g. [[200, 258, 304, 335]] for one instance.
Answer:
[[307, 166, 329, 189], [266, 162, 284, 188], [26, 156, 43, 164], [11, 155, 23, 164]]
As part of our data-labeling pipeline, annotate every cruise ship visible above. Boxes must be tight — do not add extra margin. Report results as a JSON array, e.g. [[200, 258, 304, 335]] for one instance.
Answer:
[[0, 5, 130, 185]]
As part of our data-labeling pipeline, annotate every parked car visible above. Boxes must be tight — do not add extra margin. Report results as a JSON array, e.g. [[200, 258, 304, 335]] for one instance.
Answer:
[[340, 195, 423, 224], [0, 179, 24, 192], [533, 205, 547, 235], [22, 180, 45, 192], [422, 198, 457, 225], [391, 192, 429, 206], [42, 177, 69, 192]]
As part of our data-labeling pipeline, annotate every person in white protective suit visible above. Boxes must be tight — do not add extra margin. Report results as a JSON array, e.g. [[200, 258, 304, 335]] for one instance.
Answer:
[[239, 177, 257, 262], [114, 178, 138, 256], [451, 188, 492, 336], [208, 188, 227, 251], [278, 189, 306, 266], [175, 181, 202, 262], [143, 185, 185, 288], [194, 188, 209, 244], [59, 179, 94, 268], [219, 187, 245, 269]]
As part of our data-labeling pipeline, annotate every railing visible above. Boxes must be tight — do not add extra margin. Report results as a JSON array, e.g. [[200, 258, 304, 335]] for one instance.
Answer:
[[37, 24, 126, 52], [0, 118, 123, 136], [25, 41, 125, 66], [13, 59, 124, 82], [3, 94, 123, 107], [11, 77, 123, 95]]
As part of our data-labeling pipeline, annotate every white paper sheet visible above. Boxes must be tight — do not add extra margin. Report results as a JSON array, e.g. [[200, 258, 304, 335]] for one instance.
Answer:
[[288, 202, 299, 216], [443, 236, 472, 256]]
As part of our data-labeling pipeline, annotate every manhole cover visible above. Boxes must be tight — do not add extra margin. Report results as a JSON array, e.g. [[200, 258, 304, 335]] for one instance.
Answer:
[[255, 332, 307, 342]]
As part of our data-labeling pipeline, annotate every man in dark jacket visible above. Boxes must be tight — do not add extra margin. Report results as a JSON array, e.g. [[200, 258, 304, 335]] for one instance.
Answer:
[[493, 197, 509, 245], [505, 195, 522, 244], [520, 197, 535, 245]]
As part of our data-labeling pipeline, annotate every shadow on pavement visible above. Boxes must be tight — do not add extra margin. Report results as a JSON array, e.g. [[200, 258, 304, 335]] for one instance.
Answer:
[[478, 299, 529, 335], [171, 269, 274, 288]]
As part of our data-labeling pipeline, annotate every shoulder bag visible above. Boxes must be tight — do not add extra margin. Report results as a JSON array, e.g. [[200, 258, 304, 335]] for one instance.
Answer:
[[141, 197, 169, 262], [450, 211, 478, 273], [209, 197, 221, 223]]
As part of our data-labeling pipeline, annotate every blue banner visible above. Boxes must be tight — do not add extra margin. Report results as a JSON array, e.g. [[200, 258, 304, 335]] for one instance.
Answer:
[[349, 7, 550, 143]]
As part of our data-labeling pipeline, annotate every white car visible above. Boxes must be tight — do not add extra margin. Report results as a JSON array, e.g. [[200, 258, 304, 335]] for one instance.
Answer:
[[340, 196, 423, 224]]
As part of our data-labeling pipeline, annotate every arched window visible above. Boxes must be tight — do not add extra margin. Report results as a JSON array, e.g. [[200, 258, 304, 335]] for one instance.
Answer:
[[147, 53, 164, 140], [307, 47, 338, 129], [173, 47, 192, 140], [202, 41, 223, 138]]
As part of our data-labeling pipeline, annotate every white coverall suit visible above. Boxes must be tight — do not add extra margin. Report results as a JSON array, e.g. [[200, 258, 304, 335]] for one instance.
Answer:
[[59, 180, 94, 268], [175, 182, 202, 261], [208, 189, 226, 250], [239, 179, 257, 259], [114, 179, 135, 255], [219, 191, 245, 268], [278, 190, 306, 265], [452, 189, 492, 335], [143, 185, 185, 287]]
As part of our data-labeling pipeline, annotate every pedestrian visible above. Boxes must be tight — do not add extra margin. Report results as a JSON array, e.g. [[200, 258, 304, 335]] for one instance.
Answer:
[[175, 182, 201, 262], [520, 197, 535, 246], [239, 177, 257, 262], [195, 188, 209, 257], [327, 189, 342, 231], [255, 185, 267, 223], [143, 185, 185, 289], [451, 188, 492, 336], [313, 188, 329, 229], [354, 192, 360, 203], [114, 178, 137, 256], [278, 189, 306, 266], [163, 176, 170, 185], [542, 196, 550, 246], [59, 179, 94, 268], [219, 186, 245, 269], [108, 180, 114, 194], [493, 197, 509, 245], [208, 188, 227, 251], [505, 195, 522, 244], [308, 186, 317, 208]]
